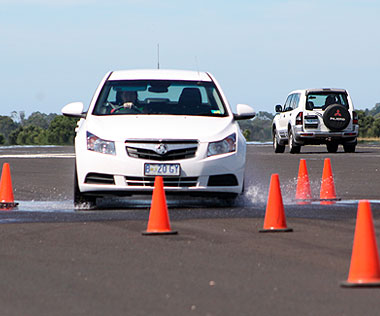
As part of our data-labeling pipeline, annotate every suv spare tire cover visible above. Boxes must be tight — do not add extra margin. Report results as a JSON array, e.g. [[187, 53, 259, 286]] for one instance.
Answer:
[[322, 104, 351, 131]]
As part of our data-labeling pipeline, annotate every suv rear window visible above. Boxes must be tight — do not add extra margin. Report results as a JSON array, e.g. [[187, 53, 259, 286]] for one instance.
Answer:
[[306, 92, 349, 110]]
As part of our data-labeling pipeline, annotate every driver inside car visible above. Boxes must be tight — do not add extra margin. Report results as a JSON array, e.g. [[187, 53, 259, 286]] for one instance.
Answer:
[[110, 91, 141, 113]]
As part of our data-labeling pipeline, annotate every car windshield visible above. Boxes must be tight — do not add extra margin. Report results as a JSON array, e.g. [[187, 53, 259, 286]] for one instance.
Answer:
[[306, 92, 349, 110], [92, 80, 228, 116]]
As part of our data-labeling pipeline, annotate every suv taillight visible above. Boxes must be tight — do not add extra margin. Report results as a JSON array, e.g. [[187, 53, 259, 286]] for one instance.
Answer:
[[353, 111, 358, 125], [296, 112, 303, 125]]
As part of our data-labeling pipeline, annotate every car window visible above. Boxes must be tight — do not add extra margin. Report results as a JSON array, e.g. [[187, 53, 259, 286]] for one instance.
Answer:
[[306, 92, 349, 110], [284, 94, 294, 111], [92, 80, 228, 116], [292, 93, 300, 109]]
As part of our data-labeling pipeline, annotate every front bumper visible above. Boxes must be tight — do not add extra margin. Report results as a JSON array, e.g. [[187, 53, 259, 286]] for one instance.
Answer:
[[76, 140, 245, 197]]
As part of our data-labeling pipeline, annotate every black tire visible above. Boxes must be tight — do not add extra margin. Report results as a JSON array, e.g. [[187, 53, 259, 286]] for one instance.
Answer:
[[322, 104, 350, 131], [343, 143, 356, 153], [74, 164, 97, 210], [220, 194, 238, 207], [288, 130, 301, 154], [273, 129, 285, 153], [326, 143, 339, 153]]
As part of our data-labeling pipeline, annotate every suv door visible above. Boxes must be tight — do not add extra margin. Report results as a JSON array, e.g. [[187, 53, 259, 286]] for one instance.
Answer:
[[306, 92, 351, 132], [277, 94, 294, 138]]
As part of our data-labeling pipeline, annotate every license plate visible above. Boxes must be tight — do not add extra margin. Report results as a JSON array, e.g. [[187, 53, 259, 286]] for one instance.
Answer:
[[144, 163, 180, 176]]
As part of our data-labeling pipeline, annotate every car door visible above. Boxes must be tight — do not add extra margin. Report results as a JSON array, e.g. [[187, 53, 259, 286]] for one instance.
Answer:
[[277, 94, 294, 138]]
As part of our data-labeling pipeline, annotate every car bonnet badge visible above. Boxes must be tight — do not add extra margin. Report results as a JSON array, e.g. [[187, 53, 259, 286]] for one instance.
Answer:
[[155, 143, 168, 155]]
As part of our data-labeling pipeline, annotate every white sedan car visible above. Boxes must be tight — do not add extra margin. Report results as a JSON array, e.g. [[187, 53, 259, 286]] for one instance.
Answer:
[[62, 69, 255, 208]]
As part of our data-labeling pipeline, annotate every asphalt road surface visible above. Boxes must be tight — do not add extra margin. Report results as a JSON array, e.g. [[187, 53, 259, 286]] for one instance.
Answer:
[[1, 144, 380, 315]]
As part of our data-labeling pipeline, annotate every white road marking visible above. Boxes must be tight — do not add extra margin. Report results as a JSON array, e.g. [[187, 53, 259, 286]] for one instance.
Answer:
[[0, 153, 75, 158]]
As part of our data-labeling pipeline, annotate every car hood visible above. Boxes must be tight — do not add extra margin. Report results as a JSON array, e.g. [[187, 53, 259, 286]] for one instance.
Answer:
[[85, 115, 235, 142]]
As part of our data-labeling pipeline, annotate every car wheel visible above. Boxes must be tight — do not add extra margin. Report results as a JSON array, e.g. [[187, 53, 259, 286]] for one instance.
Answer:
[[273, 129, 285, 153], [343, 143, 356, 153], [220, 194, 238, 207], [289, 130, 301, 154], [74, 164, 97, 210], [326, 143, 339, 153]]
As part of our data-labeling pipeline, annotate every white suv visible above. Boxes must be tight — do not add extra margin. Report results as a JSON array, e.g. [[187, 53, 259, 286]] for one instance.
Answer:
[[272, 88, 359, 153]]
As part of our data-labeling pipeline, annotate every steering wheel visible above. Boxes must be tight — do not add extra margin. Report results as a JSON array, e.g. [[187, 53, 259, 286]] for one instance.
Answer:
[[109, 103, 142, 114]]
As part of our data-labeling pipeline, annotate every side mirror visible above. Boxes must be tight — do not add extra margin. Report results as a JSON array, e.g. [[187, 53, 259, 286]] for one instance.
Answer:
[[233, 104, 256, 120], [275, 104, 282, 113], [62, 102, 86, 118]]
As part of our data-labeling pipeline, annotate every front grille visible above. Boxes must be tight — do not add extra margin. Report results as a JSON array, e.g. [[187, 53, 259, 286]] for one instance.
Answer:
[[125, 176, 198, 188], [125, 139, 198, 161], [85, 173, 115, 185], [126, 147, 197, 161]]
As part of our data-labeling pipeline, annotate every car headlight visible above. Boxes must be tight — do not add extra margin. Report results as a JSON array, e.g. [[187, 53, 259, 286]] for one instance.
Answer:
[[87, 132, 116, 155], [207, 133, 236, 157]]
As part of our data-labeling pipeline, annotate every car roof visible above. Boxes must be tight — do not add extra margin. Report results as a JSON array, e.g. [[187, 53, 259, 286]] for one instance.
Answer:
[[306, 88, 347, 94], [288, 88, 347, 95], [108, 69, 213, 82]]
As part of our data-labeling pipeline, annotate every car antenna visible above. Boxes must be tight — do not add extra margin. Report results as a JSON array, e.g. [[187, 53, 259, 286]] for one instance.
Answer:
[[195, 56, 200, 78], [157, 43, 160, 69]]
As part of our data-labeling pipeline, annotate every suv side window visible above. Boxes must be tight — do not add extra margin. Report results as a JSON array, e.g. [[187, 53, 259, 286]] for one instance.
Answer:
[[284, 94, 294, 111], [292, 93, 300, 109]]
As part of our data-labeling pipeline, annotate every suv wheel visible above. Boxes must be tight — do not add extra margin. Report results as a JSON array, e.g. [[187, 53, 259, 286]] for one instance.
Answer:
[[326, 143, 339, 153], [288, 130, 301, 154], [343, 143, 356, 153], [273, 129, 285, 153]]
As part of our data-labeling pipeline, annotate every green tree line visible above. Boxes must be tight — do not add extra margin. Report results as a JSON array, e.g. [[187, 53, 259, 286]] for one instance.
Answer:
[[356, 103, 380, 138], [238, 111, 273, 142], [0, 111, 78, 145], [1, 104, 379, 146]]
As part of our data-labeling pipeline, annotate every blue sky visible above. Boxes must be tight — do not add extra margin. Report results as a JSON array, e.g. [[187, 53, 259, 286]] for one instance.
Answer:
[[1, 0, 379, 116]]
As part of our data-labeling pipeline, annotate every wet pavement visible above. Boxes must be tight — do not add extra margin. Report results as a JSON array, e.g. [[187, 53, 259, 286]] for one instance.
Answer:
[[1, 198, 380, 224], [1, 144, 380, 315]]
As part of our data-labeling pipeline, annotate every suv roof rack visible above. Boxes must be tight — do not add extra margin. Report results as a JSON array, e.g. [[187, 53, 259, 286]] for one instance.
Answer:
[[306, 88, 347, 95]]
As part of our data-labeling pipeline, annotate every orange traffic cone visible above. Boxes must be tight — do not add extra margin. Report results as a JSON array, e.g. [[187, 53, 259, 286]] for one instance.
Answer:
[[341, 200, 380, 287], [320, 158, 340, 205], [260, 174, 292, 233], [0, 163, 18, 210], [142, 176, 177, 235], [295, 159, 312, 205]]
